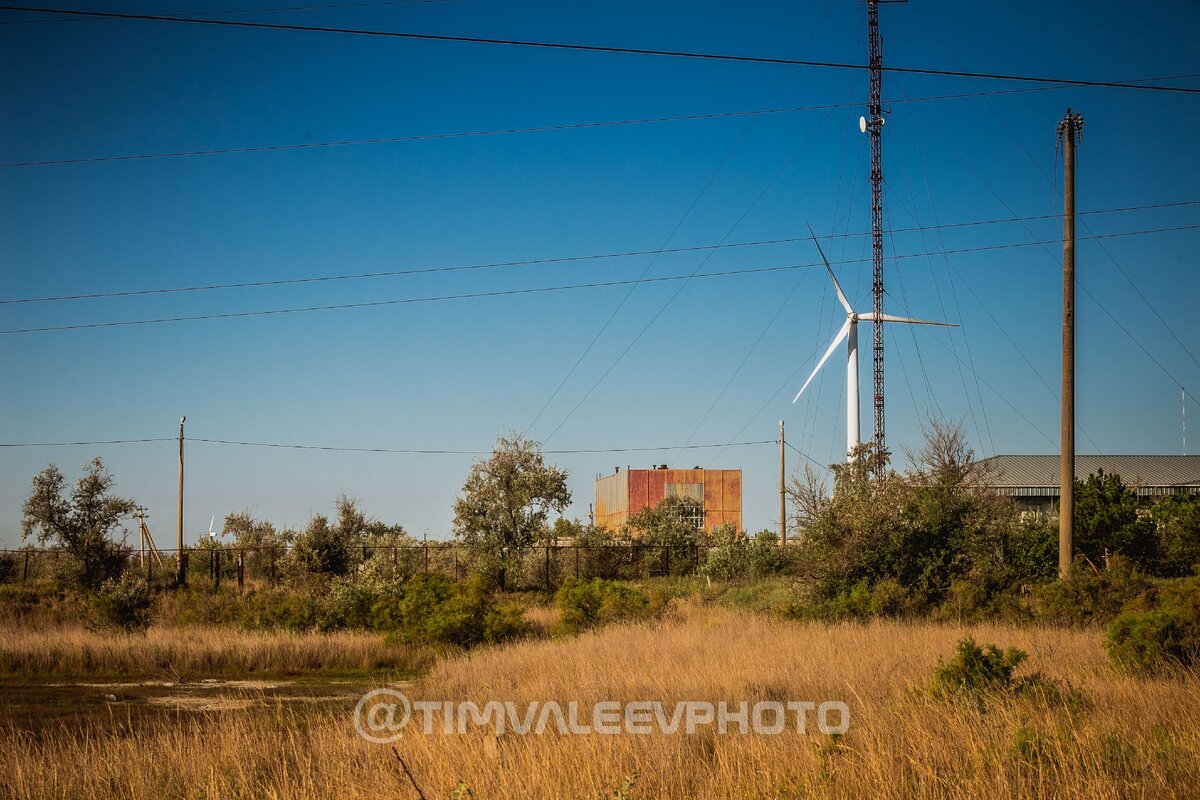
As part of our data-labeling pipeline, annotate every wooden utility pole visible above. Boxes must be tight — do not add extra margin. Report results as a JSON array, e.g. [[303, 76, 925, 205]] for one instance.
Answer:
[[1058, 110, 1082, 578], [177, 416, 186, 586], [779, 420, 787, 545]]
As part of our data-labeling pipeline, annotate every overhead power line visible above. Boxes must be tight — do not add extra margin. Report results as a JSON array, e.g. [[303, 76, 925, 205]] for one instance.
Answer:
[[5, 78, 1194, 169], [3, 6, 1199, 94], [0, 87, 1103, 169], [0, 434, 774, 454], [2, 224, 1195, 335], [0, 437, 175, 447], [3, 200, 1192, 306], [0, 0, 459, 24]]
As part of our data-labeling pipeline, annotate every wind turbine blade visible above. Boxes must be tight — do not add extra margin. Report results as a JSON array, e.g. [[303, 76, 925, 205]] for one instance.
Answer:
[[793, 319, 852, 403], [807, 224, 853, 315], [865, 312, 958, 327]]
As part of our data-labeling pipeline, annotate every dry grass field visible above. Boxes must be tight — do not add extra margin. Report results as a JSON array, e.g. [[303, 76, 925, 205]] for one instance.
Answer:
[[0, 624, 429, 678], [1, 603, 1198, 799]]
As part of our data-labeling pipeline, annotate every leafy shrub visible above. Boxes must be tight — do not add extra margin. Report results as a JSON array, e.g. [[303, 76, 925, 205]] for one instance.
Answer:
[[869, 578, 917, 618], [702, 528, 785, 581], [1154, 576, 1200, 659], [1106, 610, 1186, 673], [555, 578, 649, 634], [818, 580, 873, 621], [161, 586, 321, 631], [932, 637, 1027, 696], [1032, 555, 1151, 626], [375, 574, 530, 647], [937, 579, 991, 622], [89, 574, 153, 632]]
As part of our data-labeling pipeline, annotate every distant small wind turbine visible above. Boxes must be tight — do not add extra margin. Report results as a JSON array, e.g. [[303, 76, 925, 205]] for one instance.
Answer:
[[207, 515, 218, 541], [793, 226, 958, 462]]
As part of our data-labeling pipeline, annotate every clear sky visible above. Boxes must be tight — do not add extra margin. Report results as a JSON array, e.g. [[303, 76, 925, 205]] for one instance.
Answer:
[[2, 0, 1198, 545]]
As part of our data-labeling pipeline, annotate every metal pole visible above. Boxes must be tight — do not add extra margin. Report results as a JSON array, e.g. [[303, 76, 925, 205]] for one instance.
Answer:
[[1058, 110, 1082, 578], [867, 0, 887, 478], [176, 416, 186, 586], [779, 420, 787, 544]]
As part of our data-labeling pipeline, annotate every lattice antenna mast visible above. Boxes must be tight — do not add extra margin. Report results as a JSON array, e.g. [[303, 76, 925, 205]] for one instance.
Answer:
[[867, 0, 886, 477]]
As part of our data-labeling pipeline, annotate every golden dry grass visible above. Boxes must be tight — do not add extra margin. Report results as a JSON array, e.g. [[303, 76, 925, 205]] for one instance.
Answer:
[[0, 624, 429, 678], [2, 604, 1198, 799]]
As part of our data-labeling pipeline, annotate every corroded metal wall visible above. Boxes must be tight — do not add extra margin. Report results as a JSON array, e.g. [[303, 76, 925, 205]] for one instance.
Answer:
[[594, 468, 742, 532]]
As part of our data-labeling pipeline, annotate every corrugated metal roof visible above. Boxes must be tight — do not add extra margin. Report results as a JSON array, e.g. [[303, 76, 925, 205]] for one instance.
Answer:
[[978, 455, 1200, 496]]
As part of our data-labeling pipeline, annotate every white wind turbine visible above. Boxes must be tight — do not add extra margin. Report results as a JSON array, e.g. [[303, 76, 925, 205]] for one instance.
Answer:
[[793, 227, 958, 462]]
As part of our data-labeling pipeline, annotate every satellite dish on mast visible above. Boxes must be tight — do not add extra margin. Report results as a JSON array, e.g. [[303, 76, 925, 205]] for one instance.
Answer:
[[859, 116, 867, 134]]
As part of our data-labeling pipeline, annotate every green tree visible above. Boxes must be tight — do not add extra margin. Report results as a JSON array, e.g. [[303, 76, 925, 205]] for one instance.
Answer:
[[1074, 470, 1155, 566], [1148, 494, 1200, 577], [453, 434, 571, 589], [293, 514, 351, 576], [21, 458, 137, 588], [626, 495, 706, 544]]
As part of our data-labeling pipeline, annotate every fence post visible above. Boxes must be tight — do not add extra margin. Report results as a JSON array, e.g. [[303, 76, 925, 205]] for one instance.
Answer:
[[574, 545, 580, 579], [453, 547, 459, 581], [237, 550, 245, 592], [22, 551, 29, 583], [544, 542, 551, 590], [423, 541, 429, 574], [268, 547, 276, 583], [179, 550, 189, 586], [212, 548, 220, 591], [663, 545, 670, 577]]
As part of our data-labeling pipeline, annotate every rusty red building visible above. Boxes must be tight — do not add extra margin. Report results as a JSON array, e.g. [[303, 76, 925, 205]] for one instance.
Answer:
[[593, 466, 742, 533]]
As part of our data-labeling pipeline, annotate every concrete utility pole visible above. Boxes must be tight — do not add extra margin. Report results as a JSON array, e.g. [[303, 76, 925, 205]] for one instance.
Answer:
[[177, 416, 186, 585], [779, 420, 786, 545], [1058, 110, 1082, 578]]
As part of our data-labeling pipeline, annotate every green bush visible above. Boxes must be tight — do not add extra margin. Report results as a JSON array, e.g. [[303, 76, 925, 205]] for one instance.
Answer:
[[555, 578, 650, 634], [932, 637, 1027, 697], [937, 579, 991, 622], [1032, 555, 1151, 626], [1106, 610, 1186, 673], [376, 574, 530, 647], [869, 578, 917, 618], [89, 573, 153, 632], [702, 528, 786, 581]]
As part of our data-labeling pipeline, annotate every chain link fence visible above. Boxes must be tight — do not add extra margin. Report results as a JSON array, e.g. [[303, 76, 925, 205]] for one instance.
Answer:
[[0, 541, 763, 592]]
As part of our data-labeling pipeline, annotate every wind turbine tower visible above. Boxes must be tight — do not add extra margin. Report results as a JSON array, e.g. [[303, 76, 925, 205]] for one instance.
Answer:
[[793, 231, 956, 462]]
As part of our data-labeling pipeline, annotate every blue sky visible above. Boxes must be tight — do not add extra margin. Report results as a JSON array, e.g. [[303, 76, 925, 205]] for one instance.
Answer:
[[2, 0, 1198, 545]]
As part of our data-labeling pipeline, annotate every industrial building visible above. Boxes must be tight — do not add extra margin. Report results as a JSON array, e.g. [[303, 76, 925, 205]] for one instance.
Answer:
[[980, 455, 1200, 513], [594, 466, 742, 533]]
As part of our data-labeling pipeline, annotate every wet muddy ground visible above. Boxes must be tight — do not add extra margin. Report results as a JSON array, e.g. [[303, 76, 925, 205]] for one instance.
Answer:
[[0, 677, 379, 737]]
